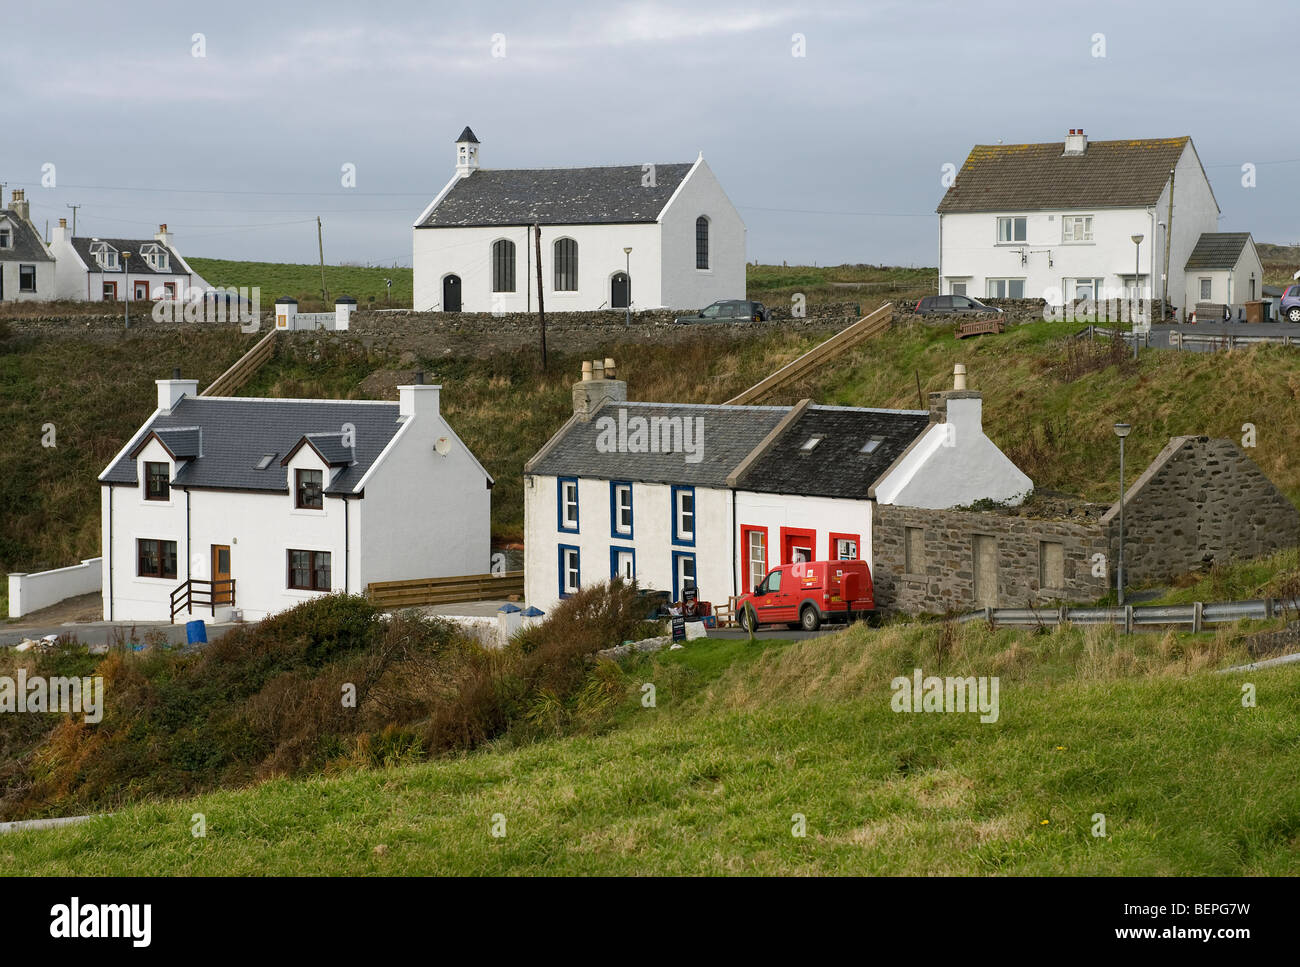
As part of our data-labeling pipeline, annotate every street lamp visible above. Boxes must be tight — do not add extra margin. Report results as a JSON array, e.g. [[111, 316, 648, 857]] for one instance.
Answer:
[[122, 251, 132, 329], [1130, 234, 1144, 359], [1113, 421, 1132, 607], [623, 247, 632, 328]]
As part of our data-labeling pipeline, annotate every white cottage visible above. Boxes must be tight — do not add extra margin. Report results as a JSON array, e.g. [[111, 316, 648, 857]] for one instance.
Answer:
[[49, 221, 205, 302], [522, 361, 1030, 613], [99, 373, 492, 623], [1182, 232, 1266, 318], [412, 127, 746, 313], [937, 130, 1220, 312], [0, 191, 56, 301]]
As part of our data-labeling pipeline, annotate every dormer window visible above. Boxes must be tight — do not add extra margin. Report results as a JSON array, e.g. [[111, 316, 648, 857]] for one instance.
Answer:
[[295, 468, 323, 509], [0, 226, 11, 249], [142, 242, 170, 272], [144, 461, 170, 500], [90, 240, 120, 271]]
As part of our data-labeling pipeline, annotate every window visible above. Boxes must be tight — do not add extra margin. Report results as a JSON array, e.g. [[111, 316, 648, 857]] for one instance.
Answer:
[[1069, 278, 1105, 302], [558, 478, 579, 532], [102, 281, 117, 300], [1061, 215, 1094, 243], [295, 468, 323, 509], [554, 238, 578, 291], [144, 461, 170, 501], [610, 482, 633, 537], [559, 545, 581, 597], [1199, 278, 1212, 301], [143, 244, 170, 271], [610, 547, 635, 580], [90, 241, 119, 271], [950, 281, 967, 296], [163, 281, 176, 299], [672, 485, 695, 545], [987, 279, 1026, 299], [832, 535, 859, 560], [904, 526, 924, 574], [1039, 541, 1065, 590], [744, 527, 768, 592], [491, 239, 515, 293], [19, 265, 36, 292], [137, 539, 178, 579], [800, 435, 823, 452], [761, 568, 782, 592], [997, 216, 1027, 243], [672, 550, 697, 601], [695, 216, 709, 269], [860, 436, 884, 454], [0, 228, 10, 249], [288, 549, 331, 591]]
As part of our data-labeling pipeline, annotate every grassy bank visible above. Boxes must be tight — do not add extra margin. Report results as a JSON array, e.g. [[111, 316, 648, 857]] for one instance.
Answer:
[[185, 258, 413, 311]]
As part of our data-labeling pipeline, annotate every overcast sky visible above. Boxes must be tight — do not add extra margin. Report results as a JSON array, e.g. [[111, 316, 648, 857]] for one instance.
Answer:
[[3, 0, 1292, 268]]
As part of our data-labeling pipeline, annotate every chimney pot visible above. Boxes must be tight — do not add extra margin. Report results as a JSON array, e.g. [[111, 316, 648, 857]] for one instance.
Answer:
[[173, 367, 182, 380], [58, 218, 67, 228], [159, 224, 167, 233], [593, 358, 605, 379], [415, 369, 425, 385], [953, 364, 967, 390], [582, 360, 593, 382], [604, 357, 616, 379]]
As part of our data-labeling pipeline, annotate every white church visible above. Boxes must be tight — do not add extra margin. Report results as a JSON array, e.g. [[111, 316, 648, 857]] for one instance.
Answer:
[[412, 127, 746, 313]]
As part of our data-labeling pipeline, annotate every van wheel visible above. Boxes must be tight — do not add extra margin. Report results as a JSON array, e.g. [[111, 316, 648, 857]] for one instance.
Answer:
[[739, 605, 758, 633], [800, 605, 822, 632]]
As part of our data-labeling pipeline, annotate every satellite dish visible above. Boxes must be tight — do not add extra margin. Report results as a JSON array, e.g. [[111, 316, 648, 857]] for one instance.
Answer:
[[434, 437, 451, 456]]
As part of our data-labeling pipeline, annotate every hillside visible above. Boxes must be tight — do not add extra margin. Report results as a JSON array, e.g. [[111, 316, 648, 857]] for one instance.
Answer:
[[184, 258, 413, 311]]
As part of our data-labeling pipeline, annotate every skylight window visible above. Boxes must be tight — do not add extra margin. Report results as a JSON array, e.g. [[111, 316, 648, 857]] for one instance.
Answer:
[[800, 435, 823, 452], [860, 436, 885, 454], [256, 453, 277, 470]]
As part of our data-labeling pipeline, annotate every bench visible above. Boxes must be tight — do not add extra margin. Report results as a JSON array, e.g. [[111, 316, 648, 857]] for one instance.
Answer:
[[956, 318, 1005, 339]]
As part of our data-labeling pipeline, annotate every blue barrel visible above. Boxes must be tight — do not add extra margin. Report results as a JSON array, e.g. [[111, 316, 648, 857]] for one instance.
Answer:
[[185, 619, 208, 644]]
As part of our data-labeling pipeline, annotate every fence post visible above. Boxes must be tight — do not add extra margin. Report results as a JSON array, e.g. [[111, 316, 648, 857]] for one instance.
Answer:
[[1059, 605, 1068, 627], [1265, 597, 1275, 621], [1192, 601, 1204, 633], [984, 606, 994, 628], [1124, 605, 1133, 635]]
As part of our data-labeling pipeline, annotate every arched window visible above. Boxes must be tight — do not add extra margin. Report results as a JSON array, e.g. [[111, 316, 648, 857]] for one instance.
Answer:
[[491, 239, 515, 293], [554, 238, 578, 291], [695, 216, 709, 269]]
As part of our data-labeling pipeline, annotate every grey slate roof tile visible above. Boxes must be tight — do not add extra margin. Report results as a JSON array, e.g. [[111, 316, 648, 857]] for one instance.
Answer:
[[1185, 232, 1252, 271], [70, 236, 187, 275], [417, 163, 694, 228], [0, 211, 53, 262]]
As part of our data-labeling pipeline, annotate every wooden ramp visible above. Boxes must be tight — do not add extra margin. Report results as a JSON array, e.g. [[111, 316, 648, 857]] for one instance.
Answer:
[[367, 571, 525, 608], [724, 303, 893, 405], [202, 330, 277, 397]]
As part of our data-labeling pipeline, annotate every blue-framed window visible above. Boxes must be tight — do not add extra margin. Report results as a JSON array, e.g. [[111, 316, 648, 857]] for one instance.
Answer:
[[672, 550, 697, 601], [610, 481, 633, 538], [670, 485, 695, 546], [557, 477, 579, 533], [610, 545, 636, 581], [558, 544, 581, 598]]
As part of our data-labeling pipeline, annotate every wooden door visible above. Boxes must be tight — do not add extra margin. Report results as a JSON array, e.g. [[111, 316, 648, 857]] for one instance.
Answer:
[[212, 544, 232, 605], [610, 273, 629, 309], [443, 274, 461, 312]]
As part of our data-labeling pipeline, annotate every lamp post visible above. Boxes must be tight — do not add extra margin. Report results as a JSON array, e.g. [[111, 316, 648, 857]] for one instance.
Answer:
[[623, 247, 632, 328], [1130, 234, 1144, 359], [1114, 422, 1132, 606], [122, 251, 132, 329]]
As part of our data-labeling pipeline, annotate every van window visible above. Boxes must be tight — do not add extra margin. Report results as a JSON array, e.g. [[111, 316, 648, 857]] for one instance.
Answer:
[[763, 570, 782, 592]]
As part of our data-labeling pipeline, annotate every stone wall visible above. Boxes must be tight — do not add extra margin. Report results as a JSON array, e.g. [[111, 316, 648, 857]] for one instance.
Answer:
[[1105, 436, 1300, 584], [871, 502, 1109, 614]]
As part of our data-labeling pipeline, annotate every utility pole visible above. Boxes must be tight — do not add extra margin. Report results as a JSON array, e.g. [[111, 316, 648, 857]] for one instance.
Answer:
[[317, 216, 329, 303], [1162, 166, 1174, 319], [534, 224, 547, 369], [66, 203, 80, 236]]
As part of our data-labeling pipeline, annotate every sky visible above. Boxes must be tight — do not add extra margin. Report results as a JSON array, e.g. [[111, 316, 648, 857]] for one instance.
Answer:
[[2, 0, 1294, 268]]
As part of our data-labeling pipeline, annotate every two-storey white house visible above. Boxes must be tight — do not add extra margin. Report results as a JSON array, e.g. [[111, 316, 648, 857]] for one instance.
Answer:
[[937, 130, 1220, 312], [0, 191, 56, 301], [412, 127, 746, 313], [49, 221, 205, 302], [99, 373, 492, 622], [522, 361, 1031, 613]]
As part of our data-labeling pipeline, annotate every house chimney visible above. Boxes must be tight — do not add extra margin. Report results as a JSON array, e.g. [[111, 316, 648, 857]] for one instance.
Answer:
[[52, 217, 70, 245], [157, 373, 199, 414], [155, 223, 172, 246], [928, 367, 983, 437], [10, 189, 30, 224], [572, 359, 627, 422], [399, 380, 441, 418], [1063, 128, 1088, 156]]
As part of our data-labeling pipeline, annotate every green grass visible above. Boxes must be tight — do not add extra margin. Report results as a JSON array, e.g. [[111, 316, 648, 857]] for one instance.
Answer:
[[185, 258, 413, 311], [4, 622, 1297, 875]]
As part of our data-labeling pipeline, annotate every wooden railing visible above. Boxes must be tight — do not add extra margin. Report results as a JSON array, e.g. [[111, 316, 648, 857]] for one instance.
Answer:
[[366, 570, 525, 609], [170, 578, 236, 623], [202, 330, 277, 397], [724, 302, 893, 405]]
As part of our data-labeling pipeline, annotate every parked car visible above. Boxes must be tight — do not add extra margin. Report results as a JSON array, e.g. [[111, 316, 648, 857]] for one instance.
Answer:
[[1280, 285, 1300, 323], [735, 559, 874, 632], [675, 299, 769, 324], [914, 294, 1004, 316]]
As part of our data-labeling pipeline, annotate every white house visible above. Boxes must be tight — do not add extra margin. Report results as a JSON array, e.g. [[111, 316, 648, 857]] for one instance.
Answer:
[[412, 127, 746, 313], [1182, 232, 1265, 317], [99, 373, 492, 623], [521, 360, 1030, 613], [937, 130, 1220, 312], [0, 190, 56, 301], [50, 221, 205, 301]]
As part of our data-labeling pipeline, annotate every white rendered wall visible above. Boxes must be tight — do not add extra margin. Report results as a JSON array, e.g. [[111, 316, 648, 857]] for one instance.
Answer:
[[733, 492, 873, 585], [8, 558, 102, 618], [0, 260, 55, 301], [658, 159, 747, 310]]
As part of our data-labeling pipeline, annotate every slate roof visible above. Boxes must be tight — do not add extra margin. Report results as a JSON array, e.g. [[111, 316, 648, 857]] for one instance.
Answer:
[[283, 432, 356, 467], [417, 163, 695, 228], [527, 402, 790, 488], [1185, 232, 1252, 271], [102, 397, 404, 495], [0, 211, 53, 262], [134, 427, 203, 459], [69, 236, 187, 275], [457, 126, 479, 144], [936, 137, 1191, 213], [526, 401, 932, 497], [734, 405, 932, 499]]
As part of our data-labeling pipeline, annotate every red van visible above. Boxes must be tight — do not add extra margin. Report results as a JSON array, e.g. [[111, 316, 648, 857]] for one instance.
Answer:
[[736, 559, 874, 632]]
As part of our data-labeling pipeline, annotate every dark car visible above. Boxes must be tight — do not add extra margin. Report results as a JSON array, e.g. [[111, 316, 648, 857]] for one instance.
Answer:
[[914, 294, 1004, 316], [675, 299, 769, 324], [1280, 284, 1300, 324]]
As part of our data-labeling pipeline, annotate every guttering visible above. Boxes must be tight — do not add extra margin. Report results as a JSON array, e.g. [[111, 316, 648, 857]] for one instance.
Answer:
[[730, 487, 737, 600], [106, 486, 113, 621], [344, 496, 350, 594]]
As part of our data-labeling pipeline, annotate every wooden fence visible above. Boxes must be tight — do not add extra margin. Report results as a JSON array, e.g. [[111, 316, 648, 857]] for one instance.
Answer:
[[724, 302, 893, 405], [366, 570, 525, 608], [202, 330, 277, 397]]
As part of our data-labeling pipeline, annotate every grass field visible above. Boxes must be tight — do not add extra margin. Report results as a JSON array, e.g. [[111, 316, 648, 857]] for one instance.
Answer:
[[184, 258, 413, 312], [4, 620, 1296, 875]]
